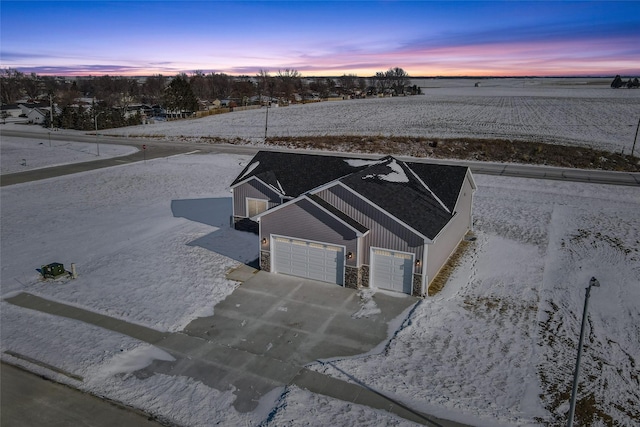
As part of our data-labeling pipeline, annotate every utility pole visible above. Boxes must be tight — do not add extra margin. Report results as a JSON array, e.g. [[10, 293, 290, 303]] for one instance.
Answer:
[[264, 101, 270, 142], [632, 116, 639, 158], [49, 93, 54, 147], [94, 113, 101, 157], [567, 277, 600, 427], [49, 93, 53, 131], [93, 98, 101, 156]]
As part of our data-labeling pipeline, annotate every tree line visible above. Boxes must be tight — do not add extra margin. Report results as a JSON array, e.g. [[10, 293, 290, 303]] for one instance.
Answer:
[[1, 67, 416, 106], [611, 75, 639, 88], [0, 67, 418, 130]]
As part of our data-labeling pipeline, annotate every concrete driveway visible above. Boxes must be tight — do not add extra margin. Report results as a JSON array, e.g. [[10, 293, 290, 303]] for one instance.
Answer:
[[5, 268, 467, 425], [137, 270, 417, 412]]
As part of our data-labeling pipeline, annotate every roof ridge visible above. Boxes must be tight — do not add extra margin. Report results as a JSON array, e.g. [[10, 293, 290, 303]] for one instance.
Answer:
[[403, 162, 451, 214]]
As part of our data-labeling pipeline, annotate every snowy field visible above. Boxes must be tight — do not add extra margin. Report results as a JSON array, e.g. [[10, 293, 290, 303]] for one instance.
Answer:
[[1, 145, 638, 426], [1, 135, 137, 174], [107, 78, 640, 154]]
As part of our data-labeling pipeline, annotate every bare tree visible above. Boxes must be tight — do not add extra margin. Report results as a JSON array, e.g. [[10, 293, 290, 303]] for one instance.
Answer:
[[207, 73, 233, 99], [256, 69, 275, 103], [276, 68, 302, 102], [189, 70, 210, 100], [0, 68, 24, 104], [232, 77, 255, 104], [309, 77, 330, 99], [385, 67, 410, 95], [23, 73, 42, 100], [93, 75, 137, 108], [142, 75, 167, 105], [338, 74, 358, 95], [371, 71, 389, 94]]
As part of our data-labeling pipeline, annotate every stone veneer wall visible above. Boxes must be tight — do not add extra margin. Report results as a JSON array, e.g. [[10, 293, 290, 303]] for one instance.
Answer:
[[361, 265, 370, 288], [260, 251, 271, 272], [344, 266, 359, 289], [412, 274, 423, 297]]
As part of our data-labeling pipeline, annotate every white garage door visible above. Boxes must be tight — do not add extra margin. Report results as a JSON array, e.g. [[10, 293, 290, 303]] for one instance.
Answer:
[[371, 248, 414, 294], [272, 236, 345, 285]]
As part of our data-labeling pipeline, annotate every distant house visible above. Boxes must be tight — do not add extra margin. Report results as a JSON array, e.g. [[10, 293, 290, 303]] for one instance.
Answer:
[[124, 104, 153, 119], [230, 151, 476, 297], [26, 107, 49, 124], [1, 104, 24, 122], [199, 99, 221, 110], [17, 103, 51, 124]]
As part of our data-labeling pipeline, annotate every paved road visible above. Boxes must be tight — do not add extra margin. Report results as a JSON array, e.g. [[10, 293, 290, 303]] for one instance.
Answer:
[[1, 363, 165, 427], [2, 128, 638, 187]]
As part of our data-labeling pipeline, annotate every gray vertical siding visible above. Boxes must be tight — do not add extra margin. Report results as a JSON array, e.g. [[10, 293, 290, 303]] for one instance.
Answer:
[[317, 184, 424, 272], [233, 179, 281, 217], [426, 174, 474, 283], [260, 198, 358, 266]]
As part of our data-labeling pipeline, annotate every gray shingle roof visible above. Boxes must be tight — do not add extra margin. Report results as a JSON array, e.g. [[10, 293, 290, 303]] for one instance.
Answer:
[[339, 157, 457, 239], [232, 151, 470, 240], [404, 161, 469, 212], [231, 151, 371, 196]]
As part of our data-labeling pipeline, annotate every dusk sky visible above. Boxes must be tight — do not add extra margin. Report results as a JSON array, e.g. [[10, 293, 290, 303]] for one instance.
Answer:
[[1, 1, 639, 77]]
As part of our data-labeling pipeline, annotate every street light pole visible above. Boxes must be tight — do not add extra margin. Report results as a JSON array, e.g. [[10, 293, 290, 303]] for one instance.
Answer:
[[567, 277, 600, 427]]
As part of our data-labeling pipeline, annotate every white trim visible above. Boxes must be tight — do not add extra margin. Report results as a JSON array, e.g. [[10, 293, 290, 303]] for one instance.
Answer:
[[422, 243, 429, 296], [246, 197, 268, 218], [432, 211, 459, 242], [232, 176, 284, 198], [468, 171, 476, 232], [253, 194, 300, 220], [237, 160, 261, 181], [451, 169, 476, 217], [337, 182, 433, 243], [405, 163, 451, 213], [271, 234, 346, 287], [255, 194, 367, 237], [369, 246, 415, 294], [231, 187, 235, 218], [303, 195, 368, 237]]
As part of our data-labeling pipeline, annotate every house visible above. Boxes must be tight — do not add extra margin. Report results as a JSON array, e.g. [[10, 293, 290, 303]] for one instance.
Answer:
[[1, 104, 23, 122], [230, 151, 476, 297], [26, 107, 50, 124]]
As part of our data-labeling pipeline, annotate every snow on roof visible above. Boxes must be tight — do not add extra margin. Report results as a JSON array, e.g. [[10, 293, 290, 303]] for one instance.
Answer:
[[238, 160, 260, 180], [230, 151, 372, 196], [361, 159, 409, 183], [344, 159, 383, 168]]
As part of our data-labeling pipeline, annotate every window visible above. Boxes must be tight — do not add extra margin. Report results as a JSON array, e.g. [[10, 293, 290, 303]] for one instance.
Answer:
[[247, 198, 268, 217]]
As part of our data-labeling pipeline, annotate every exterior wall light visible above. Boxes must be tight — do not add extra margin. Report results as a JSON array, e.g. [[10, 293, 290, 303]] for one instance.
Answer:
[[262, 238, 267, 245], [347, 252, 353, 259], [415, 259, 421, 267]]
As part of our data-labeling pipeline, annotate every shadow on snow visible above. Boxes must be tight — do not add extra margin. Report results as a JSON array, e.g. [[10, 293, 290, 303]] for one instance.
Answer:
[[171, 197, 259, 266]]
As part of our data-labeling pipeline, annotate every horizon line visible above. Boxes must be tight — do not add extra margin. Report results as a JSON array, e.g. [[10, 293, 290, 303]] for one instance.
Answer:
[[9, 72, 634, 79]]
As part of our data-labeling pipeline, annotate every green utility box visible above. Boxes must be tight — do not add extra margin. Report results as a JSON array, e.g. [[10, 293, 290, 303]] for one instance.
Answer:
[[41, 262, 66, 278]]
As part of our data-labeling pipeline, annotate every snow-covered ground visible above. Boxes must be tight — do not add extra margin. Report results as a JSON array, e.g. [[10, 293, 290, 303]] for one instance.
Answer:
[[311, 175, 640, 426], [105, 78, 639, 154], [1, 135, 137, 174], [1, 139, 638, 425]]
